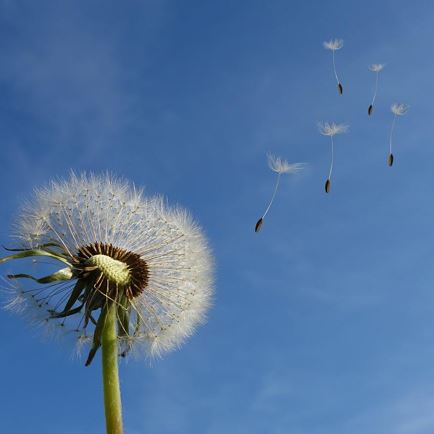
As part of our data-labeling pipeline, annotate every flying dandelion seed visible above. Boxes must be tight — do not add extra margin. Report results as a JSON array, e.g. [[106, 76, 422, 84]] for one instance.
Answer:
[[318, 122, 349, 193], [0, 173, 214, 434], [323, 38, 344, 95], [368, 64, 385, 115], [388, 103, 409, 166], [254, 154, 304, 233]]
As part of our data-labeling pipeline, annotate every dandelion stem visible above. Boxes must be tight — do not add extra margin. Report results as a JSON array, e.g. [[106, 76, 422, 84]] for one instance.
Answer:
[[102, 302, 123, 434]]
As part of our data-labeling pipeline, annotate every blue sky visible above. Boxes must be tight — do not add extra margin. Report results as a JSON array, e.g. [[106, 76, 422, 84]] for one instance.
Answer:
[[1, 1, 434, 433]]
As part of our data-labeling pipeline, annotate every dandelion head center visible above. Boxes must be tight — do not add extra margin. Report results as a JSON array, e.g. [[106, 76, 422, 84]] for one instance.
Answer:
[[86, 255, 131, 287], [74, 242, 148, 299]]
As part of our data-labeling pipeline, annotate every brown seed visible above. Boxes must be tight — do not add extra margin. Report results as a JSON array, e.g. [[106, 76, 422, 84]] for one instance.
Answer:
[[368, 104, 373, 116], [325, 179, 331, 193], [388, 153, 394, 167], [255, 218, 263, 233], [338, 83, 343, 95]]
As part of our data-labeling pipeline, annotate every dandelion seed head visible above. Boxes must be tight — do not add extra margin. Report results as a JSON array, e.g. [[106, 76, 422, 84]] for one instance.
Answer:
[[369, 63, 385, 72], [4, 172, 214, 361], [323, 39, 343, 51], [318, 122, 349, 137], [267, 154, 305, 175], [391, 103, 409, 116]]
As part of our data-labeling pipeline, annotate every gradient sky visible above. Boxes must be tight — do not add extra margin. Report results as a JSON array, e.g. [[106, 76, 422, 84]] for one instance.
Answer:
[[1, 1, 434, 433]]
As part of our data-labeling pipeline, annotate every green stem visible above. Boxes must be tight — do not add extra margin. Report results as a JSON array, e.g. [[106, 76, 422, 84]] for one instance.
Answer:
[[102, 303, 124, 434]]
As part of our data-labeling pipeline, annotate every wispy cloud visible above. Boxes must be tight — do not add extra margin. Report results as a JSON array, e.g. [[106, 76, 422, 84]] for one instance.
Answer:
[[342, 389, 434, 434], [0, 1, 169, 169]]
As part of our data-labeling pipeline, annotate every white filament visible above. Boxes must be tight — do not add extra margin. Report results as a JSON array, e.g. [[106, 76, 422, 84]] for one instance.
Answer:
[[262, 173, 281, 220], [328, 136, 335, 180], [389, 114, 396, 154], [371, 72, 379, 107], [332, 50, 340, 85]]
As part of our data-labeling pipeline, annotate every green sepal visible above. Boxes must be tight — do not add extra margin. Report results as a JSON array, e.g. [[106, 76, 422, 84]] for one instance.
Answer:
[[117, 297, 130, 340], [82, 285, 105, 328], [8, 267, 73, 284], [0, 248, 71, 266], [85, 304, 109, 366], [49, 304, 83, 319], [133, 311, 141, 337], [63, 279, 85, 312], [117, 296, 131, 357], [4, 242, 67, 255], [48, 279, 86, 319]]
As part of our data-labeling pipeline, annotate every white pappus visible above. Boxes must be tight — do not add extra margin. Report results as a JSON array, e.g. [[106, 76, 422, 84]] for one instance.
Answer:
[[318, 122, 349, 193], [323, 38, 344, 95], [388, 103, 409, 166], [368, 63, 385, 116], [254, 154, 304, 233]]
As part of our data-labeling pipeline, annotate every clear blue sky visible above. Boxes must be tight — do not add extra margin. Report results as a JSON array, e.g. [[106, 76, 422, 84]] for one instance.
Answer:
[[1, 1, 434, 433]]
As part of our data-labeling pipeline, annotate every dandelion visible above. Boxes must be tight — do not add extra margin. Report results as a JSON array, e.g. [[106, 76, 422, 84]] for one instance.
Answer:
[[318, 122, 349, 193], [388, 103, 409, 166], [1, 173, 214, 434], [254, 154, 304, 232], [368, 64, 385, 115], [323, 38, 344, 94]]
